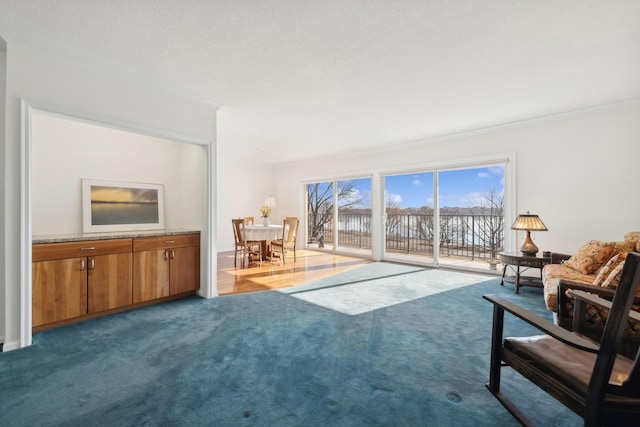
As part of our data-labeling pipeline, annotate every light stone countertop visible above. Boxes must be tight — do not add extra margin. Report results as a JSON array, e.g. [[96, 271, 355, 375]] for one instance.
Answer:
[[32, 229, 200, 244]]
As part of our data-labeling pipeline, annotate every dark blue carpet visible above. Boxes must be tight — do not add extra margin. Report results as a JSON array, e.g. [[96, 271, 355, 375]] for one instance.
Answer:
[[0, 266, 582, 426]]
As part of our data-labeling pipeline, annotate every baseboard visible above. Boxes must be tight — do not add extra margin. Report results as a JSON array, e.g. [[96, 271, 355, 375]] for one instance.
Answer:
[[1, 339, 21, 352]]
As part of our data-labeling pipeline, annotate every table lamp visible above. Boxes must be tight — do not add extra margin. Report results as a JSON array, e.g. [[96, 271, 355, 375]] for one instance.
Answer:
[[264, 196, 276, 208], [511, 212, 548, 255]]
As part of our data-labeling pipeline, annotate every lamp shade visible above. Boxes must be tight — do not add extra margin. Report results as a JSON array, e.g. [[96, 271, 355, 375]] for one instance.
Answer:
[[264, 196, 276, 208], [511, 214, 548, 231], [511, 213, 547, 255]]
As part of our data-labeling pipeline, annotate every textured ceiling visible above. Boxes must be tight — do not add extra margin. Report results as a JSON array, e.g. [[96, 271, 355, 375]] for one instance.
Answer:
[[1, 0, 639, 165]]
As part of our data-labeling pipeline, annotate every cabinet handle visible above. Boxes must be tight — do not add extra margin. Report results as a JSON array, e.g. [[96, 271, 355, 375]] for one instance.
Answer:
[[165, 240, 175, 244], [80, 259, 85, 271], [171, 250, 175, 259], [80, 247, 96, 251], [164, 249, 169, 260], [89, 259, 95, 270]]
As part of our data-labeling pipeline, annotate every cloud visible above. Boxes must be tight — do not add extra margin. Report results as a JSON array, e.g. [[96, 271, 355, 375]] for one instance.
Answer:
[[412, 178, 422, 186], [460, 191, 487, 206], [478, 167, 504, 180], [385, 192, 403, 205], [488, 166, 504, 177]]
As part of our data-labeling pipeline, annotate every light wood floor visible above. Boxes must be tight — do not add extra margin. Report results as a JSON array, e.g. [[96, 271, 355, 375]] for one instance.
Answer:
[[217, 249, 371, 295]]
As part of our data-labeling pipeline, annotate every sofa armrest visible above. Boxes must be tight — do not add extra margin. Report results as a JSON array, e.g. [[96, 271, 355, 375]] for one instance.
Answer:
[[550, 252, 572, 264]]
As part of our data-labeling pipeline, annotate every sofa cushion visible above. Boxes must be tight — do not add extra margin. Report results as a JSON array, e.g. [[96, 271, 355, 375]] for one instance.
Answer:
[[593, 252, 628, 287], [600, 261, 625, 289], [565, 240, 616, 274], [542, 264, 595, 312], [616, 231, 640, 254]]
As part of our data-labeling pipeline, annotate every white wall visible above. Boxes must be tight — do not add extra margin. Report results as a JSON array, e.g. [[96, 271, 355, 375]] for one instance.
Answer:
[[2, 40, 217, 350], [31, 111, 205, 235], [272, 102, 640, 257], [216, 156, 274, 251]]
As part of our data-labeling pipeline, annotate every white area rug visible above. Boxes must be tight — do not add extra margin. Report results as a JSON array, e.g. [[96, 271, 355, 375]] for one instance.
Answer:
[[278, 262, 495, 315]]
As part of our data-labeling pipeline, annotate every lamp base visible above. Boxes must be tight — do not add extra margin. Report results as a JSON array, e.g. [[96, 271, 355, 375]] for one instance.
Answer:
[[520, 231, 539, 256]]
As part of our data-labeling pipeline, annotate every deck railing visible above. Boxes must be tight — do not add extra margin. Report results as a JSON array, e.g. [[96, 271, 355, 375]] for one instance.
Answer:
[[307, 212, 504, 260]]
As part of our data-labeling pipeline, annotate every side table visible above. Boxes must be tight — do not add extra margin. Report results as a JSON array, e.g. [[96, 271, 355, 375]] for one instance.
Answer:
[[499, 251, 551, 293]]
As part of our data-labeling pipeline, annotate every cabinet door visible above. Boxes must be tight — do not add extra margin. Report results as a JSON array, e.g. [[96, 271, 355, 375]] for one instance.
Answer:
[[169, 245, 200, 295], [133, 249, 170, 303], [32, 258, 87, 327], [88, 252, 133, 313]]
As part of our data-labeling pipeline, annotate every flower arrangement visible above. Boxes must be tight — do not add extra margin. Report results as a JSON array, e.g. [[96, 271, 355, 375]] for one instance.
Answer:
[[259, 205, 272, 218]]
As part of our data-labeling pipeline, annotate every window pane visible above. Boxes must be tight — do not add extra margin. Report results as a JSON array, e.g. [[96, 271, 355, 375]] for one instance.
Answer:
[[306, 182, 333, 248], [337, 178, 372, 255], [383, 173, 435, 262], [438, 166, 505, 265]]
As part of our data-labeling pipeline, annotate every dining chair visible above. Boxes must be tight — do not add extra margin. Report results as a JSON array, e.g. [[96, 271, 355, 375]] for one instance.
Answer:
[[232, 218, 262, 267], [270, 217, 299, 264], [244, 216, 254, 226]]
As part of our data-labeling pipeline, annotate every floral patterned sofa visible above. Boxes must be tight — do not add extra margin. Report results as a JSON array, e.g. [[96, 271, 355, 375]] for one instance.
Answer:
[[542, 232, 640, 356]]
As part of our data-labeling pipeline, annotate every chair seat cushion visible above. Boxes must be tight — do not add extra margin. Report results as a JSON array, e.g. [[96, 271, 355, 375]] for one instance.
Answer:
[[504, 335, 635, 394]]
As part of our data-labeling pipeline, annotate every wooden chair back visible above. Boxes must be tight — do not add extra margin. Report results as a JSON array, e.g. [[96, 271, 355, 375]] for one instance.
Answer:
[[281, 217, 299, 245], [232, 218, 245, 245], [232, 218, 261, 267], [270, 217, 299, 264]]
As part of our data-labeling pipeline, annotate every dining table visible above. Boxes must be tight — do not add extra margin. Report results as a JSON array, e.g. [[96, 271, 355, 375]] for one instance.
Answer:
[[245, 224, 284, 260]]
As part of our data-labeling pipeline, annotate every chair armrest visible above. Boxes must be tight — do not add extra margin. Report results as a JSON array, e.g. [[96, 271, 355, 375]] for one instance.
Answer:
[[570, 290, 640, 323], [483, 294, 599, 353], [551, 252, 572, 264], [557, 280, 618, 325], [558, 279, 640, 304], [559, 279, 616, 297]]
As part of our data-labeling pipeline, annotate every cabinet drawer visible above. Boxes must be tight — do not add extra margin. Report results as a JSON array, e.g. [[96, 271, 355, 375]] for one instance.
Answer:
[[33, 238, 133, 262], [133, 233, 200, 252]]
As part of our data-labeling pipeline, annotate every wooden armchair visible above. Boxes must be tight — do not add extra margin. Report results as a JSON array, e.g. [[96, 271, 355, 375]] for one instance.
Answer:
[[484, 252, 640, 426]]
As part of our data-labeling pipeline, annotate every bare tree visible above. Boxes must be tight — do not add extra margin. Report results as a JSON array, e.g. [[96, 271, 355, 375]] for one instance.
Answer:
[[306, 181, 361, 247], [469, 189, 504, 258], [384, 193, 403, 238]]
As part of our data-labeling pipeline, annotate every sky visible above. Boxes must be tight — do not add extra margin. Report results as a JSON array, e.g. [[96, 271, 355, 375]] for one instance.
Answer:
[[340, 165, 504, 209]]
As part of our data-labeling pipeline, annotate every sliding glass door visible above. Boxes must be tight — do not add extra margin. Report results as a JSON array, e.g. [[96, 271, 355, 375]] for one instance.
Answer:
[[383, 164, 505, 270], [437, 166, 505, 268], [305, 178, 372, 256], [383, 172, 435, 264], [306, 181, 333, 249], [304, 162, 506, 271]]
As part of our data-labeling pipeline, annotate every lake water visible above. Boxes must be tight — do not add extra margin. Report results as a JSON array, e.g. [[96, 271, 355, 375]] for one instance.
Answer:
[[91, 203, 159, 225]]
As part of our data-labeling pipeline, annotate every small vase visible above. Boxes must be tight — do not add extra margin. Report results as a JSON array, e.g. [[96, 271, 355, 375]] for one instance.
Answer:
[[263, 217, 270, 226]]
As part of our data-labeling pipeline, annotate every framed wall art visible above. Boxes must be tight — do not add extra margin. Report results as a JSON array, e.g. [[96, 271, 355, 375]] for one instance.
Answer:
[[82, 179, 165, 233]]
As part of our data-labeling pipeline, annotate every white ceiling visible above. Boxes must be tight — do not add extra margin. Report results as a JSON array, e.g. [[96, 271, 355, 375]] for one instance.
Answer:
[[1, 0, 639, 165]]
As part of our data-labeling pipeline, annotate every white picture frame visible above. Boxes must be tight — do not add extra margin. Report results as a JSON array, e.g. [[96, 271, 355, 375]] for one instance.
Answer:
[[82, 179, 165, 233]]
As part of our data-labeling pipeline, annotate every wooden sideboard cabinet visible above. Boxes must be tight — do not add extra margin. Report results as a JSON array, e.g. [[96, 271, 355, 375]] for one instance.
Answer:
[[32, 238, 133, 328], [32, 230, 200, 331], [133, 233, 200, 303]]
